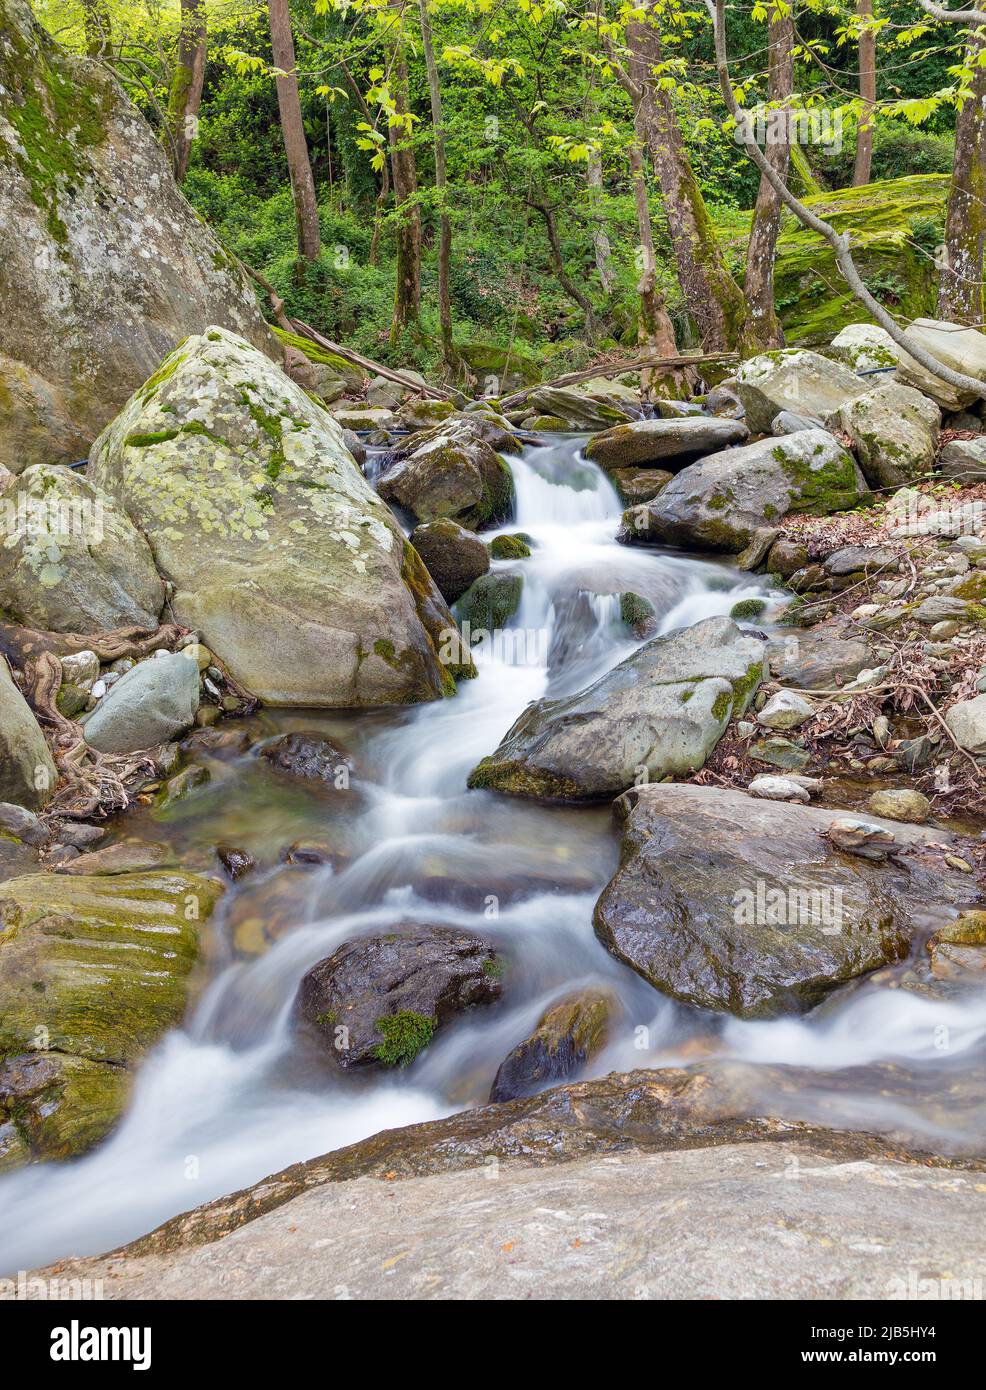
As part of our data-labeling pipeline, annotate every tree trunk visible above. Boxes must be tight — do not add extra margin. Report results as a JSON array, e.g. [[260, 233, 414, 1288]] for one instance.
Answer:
[[268, 0, 321, 261], [531, 194, 596, 337], [586, 106, 615, 295], [83, 0, 111, 58], [853, 0, 876, 185], [626, 13, 752, 352], [417, 0, 462, 376], [165, 0, 207, 183], [744, 11, 794, 348], [629, 136, 687, 397], [939, 33, 986, 324], [389, 38, 422, 345]]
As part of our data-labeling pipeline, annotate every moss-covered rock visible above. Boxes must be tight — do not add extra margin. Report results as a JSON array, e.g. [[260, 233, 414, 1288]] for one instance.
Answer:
[[489, 990, 615, 1101], [88, 328, 469, 707], [377, 417, 516, 530], [457, 571, 524, 632], [489, 533, 531, 560], [0, 869, 223, 1166], [0, 0, 273, 473]]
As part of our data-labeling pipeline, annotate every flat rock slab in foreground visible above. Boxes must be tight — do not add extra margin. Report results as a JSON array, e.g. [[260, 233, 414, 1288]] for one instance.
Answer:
[[22, 1064, 986, 1299], [594, 784, 976, 1018], [23, 1141, 986, 1301]]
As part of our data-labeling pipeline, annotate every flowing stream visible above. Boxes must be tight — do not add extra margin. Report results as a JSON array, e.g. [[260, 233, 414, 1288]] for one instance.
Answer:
[[2, 434, 986, 1272]]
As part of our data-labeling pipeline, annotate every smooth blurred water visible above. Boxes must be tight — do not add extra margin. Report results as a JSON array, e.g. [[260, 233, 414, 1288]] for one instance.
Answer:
[[1, 434, 984, 1273]]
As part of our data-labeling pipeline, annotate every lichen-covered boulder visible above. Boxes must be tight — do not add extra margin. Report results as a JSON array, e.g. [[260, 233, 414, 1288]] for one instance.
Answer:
[[733, 350, 868, 435], [377, 417, 515, 530], [618, 431, 867, 553], [831, 324, 902, 373], [0, 464, 164, 632], [593, 784, 973, 1019], [895, 319, 986, 411], [0, 657, 56, 809], [0, 0, 273, 473], [0, 869, 223, 1167], [467, 616, 765, 801], [838, 381, 940, 488], [585, 417, 747, 470], [87, 329, 473, 706], [296, 925, 502, 1069]]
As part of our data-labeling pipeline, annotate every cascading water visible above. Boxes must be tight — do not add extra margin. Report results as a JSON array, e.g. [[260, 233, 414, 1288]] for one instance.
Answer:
[[3, 433, 986, 1272]]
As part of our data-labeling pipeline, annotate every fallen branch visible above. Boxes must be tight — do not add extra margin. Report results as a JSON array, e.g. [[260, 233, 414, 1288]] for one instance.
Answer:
[[498, 351, 739, 411], [290, 319, 457, 402]]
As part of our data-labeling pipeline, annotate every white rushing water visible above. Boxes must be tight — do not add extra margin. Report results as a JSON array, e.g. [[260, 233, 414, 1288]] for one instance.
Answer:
[[2, 433, 985, 1272]]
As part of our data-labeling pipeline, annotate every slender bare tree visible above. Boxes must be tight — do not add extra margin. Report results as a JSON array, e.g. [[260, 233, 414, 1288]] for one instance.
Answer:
[[744, 9, 795, 347], [166, 0, 207, 183], [853, 0, 877, 185], [939, 31, 986, 323], [268, 0, 321, 260]]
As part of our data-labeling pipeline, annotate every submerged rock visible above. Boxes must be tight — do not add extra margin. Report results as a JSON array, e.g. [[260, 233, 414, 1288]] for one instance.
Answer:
[[467, 616, 765, 801], [489, 990, 614, 1102], [82, 652, 200, 754], [733, 350, 868, 435], [0, 869, 223, 1166], [0, 658, 57, 809], [259, 732, 355, 786], [88, 328, 472, 706], [593, 783, 971, 1019], [410, 519, 490, 603], [585, 418, 747, 470], [0, 0, 272, 473], [619, 431, 867, 554], [297, 926, 502, 1069], [0, 465, 164, 634]]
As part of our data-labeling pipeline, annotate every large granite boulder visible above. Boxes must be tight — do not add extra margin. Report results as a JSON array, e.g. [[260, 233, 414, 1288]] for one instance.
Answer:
[[0, 657, 56, 809], [593, 784, 974, 1019], [377, 417, 515, 530], [619, 431, 867, 553], [0, 0, 272, 473], [0, 464, 163, 632], [733, 350, 868, 435], [831, 324, 901, 373], [296, 925, 502, 1069], [87, 329, 472, 706], [584, 418, 747, 470], [467, 616, 765, 801], [895, 319, 986, 411], [837, 381, 940, 488], [0, 869, 223, 1168]]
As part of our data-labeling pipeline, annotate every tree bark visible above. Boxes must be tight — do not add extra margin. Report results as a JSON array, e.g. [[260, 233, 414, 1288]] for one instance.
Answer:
[[626, 11, 752, 352], [268, 0, 321, 261], [938, 33, 986, 324], [629, 136, 683, 395], [417, 0, 462, 376], [165, 0, 207, 183], [744, 11, 794, 348], [531, 193, 596, 337], [389, 37, 422, 344], [853, 0, 876, 185]]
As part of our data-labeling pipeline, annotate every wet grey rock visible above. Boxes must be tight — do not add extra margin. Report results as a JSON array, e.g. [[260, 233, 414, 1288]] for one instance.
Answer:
[[297, 925, 502, 1069], [619, 431, 867, 554], [768, 631, 873, 690], [585, 417, 747, 470], [593, 783, 972, 1018], [467, 616, 765, 801], [82, 653, 200, 754], [771, 410, 826, 435], [489, 991, 615, 1102]]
